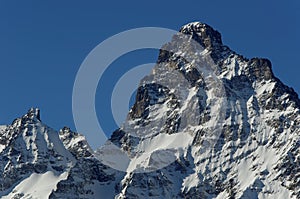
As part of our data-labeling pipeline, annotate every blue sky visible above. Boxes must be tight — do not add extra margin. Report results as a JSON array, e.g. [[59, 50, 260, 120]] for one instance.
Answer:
[[0, 1, 299, 146]]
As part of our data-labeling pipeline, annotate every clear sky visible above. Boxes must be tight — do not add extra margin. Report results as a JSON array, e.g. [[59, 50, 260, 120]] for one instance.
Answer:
[[0, 1, 299, 144]]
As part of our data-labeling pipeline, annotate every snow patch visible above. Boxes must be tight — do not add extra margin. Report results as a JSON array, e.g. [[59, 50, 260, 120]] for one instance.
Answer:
[[2, 171, 68, 199], [255, 81, 276, 96]]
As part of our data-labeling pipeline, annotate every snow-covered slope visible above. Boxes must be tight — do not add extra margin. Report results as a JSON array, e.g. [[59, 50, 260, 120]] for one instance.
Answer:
[[2, 171, 68, 199], [0, 22, 299, 199]]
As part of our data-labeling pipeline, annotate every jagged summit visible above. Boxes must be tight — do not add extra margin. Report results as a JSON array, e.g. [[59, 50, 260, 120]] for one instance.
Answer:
[[179, 22, 281, 86], [180, 22, 223, 49], [22, 107, 41, 122]]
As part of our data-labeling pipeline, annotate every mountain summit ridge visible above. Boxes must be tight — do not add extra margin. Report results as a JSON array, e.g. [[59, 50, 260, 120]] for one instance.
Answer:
[[180, 22, 223, 48], [0, 22, 299, 199]]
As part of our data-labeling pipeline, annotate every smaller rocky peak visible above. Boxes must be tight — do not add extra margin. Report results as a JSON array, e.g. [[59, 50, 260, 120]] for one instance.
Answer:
[[180, 22, 223, 49], [59, 126, 75, 138], [21, 107, 41, 122]]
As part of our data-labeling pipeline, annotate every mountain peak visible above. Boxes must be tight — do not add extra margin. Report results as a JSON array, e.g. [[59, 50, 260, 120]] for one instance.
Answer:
[[180, 22, 223, 49], [22, 107, 41, 122]]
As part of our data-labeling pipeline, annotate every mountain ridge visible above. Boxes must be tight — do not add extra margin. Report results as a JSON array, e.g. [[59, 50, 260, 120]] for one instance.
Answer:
[[0, 21, 299, 199]]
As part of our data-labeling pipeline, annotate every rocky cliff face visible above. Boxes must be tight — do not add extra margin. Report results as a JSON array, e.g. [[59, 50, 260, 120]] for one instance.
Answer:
[[0, 22, 299, 199]]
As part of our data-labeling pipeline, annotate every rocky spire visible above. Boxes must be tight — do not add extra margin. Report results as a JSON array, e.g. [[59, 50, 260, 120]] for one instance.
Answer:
[[22, 107, 41, 122]]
